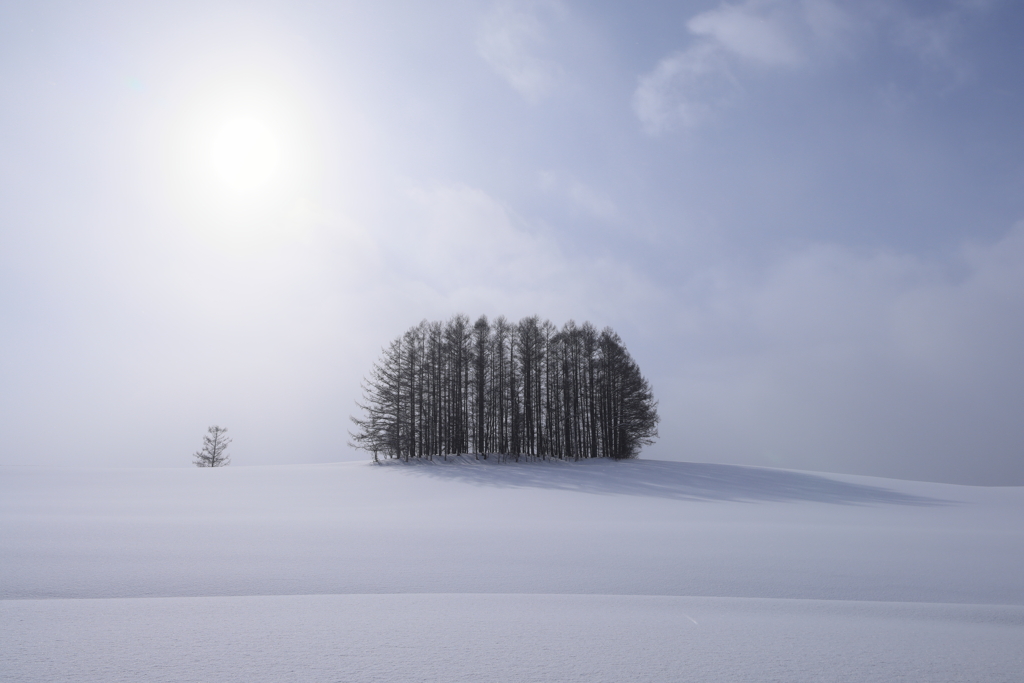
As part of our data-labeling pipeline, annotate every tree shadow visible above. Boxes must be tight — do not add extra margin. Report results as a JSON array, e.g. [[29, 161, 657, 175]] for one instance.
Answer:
[[381, 456, 953, 506]]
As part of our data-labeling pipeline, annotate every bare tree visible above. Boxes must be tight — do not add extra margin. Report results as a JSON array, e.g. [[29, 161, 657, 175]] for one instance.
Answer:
[[472, 315, 490, 455], [193, 425, 232, 467]]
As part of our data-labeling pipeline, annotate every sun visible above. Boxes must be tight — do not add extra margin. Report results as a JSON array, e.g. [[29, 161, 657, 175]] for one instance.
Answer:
[[163, 76, 325, 249], [209, 116, 281, 193]]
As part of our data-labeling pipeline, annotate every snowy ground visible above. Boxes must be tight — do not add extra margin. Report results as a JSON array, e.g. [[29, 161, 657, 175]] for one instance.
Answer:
[[2, 457, 1023, 681]]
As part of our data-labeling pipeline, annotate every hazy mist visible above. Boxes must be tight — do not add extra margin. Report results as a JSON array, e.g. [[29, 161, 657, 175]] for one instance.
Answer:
[[2, 1, 1023, 484]]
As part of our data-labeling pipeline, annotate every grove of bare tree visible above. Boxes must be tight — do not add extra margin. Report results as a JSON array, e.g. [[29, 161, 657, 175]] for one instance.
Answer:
[[350, 315, 659, 463]]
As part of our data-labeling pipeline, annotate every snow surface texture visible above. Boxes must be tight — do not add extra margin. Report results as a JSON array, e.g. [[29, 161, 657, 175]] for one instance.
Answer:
[[3, 457, 1023, 681]]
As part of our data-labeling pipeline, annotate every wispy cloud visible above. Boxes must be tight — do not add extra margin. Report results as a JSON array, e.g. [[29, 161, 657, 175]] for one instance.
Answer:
[[687, 0, 807, 67], [634, 0, 847, 133], [395, 183, 656, 321], [538, 170, 618, 223], [634, 0, 987, 133], [664, 222, 1024, 482], [476, 0, 567, 102], [633, 42, 739, 133], [882, 1, 993, 84]]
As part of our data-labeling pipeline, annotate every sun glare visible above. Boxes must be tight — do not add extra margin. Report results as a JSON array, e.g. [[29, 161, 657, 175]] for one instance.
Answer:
[[163, 72, 326, 251], [210, 116, 280, 193]]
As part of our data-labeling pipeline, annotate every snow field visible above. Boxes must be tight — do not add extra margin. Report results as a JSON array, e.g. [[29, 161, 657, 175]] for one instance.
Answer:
[[2, 456, 1023, 681], [3, 457, 1022, 603], [4, 594, 1023, 683]]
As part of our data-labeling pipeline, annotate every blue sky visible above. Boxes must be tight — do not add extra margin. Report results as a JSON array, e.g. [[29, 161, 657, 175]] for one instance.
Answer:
[[2, 0, 1023, 483]]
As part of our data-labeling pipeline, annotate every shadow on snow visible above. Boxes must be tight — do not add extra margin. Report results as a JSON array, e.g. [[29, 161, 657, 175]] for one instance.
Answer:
[[380, 456, 952, 506]]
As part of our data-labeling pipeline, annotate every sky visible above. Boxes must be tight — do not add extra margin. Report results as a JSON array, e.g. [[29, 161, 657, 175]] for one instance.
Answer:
[[1, 0, 1022, 484]]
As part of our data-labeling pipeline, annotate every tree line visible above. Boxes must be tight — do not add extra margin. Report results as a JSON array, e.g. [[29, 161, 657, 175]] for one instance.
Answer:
[[350, 315, 659, 463]]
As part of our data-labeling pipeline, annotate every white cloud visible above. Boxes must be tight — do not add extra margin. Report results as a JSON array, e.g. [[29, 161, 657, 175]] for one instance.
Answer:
[[635, 0, 995, 133], [396, 183, 657, 322], [634, 0, 849, 133], [407, 183, 566, 291], [687, 0, 804, 67], [476, 0, 566, 102], [661, 222, 1024, 483], [633, 42, 739, 133], [882, 1, 992, 84], [538, 169, 618, 222]]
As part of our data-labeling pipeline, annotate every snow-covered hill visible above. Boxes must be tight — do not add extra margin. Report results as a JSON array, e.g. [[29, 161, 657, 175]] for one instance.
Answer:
[[3, 458, 1023, 681]]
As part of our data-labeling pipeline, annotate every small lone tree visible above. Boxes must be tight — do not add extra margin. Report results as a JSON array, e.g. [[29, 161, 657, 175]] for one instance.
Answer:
[[193, 425, 231, 467]]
